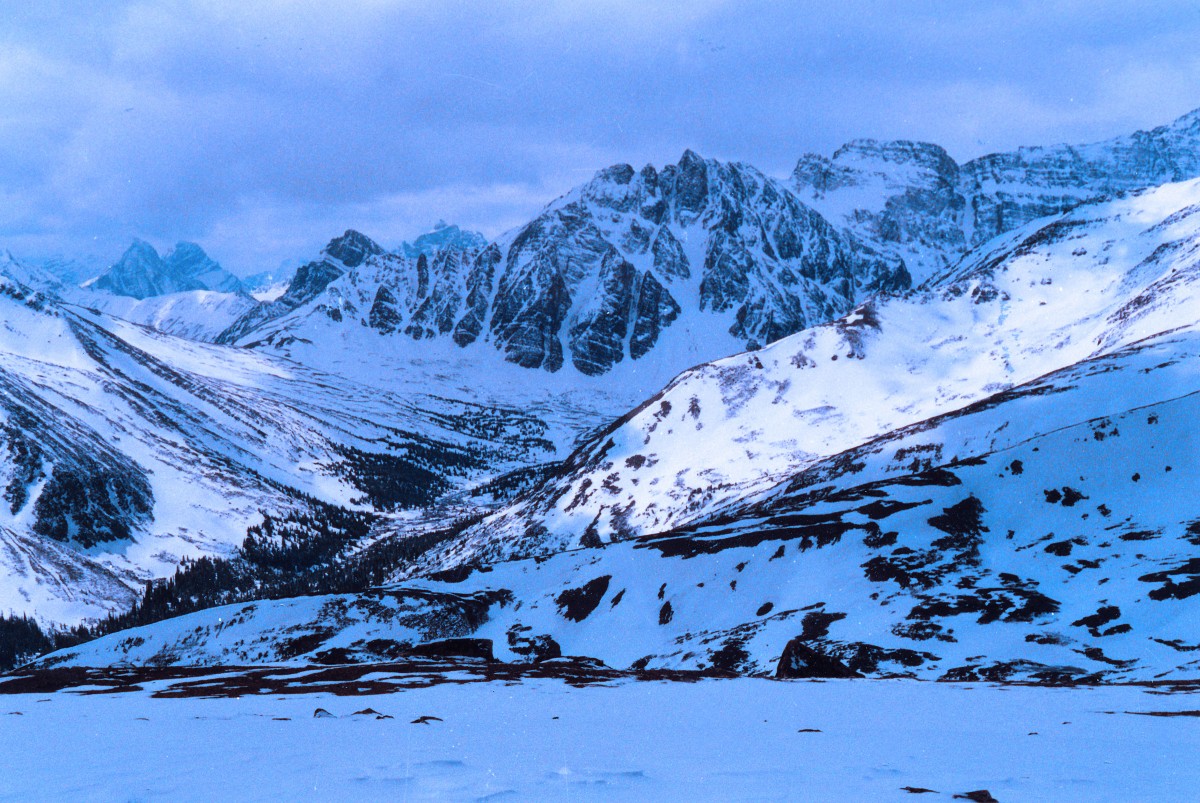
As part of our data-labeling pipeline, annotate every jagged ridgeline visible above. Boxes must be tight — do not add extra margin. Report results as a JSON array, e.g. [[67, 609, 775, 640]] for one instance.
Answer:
[[792, 107, 1200, 283], [214, 108, 1200, 380], [218, 152, 909, 374]]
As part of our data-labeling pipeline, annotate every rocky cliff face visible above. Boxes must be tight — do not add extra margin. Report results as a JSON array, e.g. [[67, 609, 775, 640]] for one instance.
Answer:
[[227, 152, 907, 375], [92, 240, 244, 299], [793, 140, 966, 283], [487, 151, 905, 374], [401, 221, 487, 258], [217, 230, 379, 344], [794, 106, 1200, 285], [160, 243, 243, 294], [430, 176, 1200, 568]]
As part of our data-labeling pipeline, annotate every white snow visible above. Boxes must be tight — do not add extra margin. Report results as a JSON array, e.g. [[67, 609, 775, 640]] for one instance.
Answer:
[[1, 677, 1197, 801], [445, 177, 1200, 565]]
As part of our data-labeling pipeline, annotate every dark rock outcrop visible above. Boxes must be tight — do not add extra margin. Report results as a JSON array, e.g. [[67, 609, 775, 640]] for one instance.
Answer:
[[775, 637, 862, 679]]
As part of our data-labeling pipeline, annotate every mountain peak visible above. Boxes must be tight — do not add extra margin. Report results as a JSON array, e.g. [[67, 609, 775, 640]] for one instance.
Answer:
[[401, 223, 486, 258], [93, 238, 241, 298], [594, 163, 635, 185], [323, 229, 383, 268], [124, 238, 161, 257], [830, 139, 958, 175], [167, 241, 207, 259]]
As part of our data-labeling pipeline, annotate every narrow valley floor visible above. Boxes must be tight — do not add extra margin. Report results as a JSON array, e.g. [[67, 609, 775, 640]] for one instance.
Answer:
[[0, 675, 1194, 801]]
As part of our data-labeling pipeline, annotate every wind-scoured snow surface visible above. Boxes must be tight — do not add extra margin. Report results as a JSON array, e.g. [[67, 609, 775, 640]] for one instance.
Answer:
[[2, 677, 1200, 801]]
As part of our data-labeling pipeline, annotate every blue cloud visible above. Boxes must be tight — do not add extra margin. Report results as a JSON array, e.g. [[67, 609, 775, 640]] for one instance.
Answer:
[[1, 0, 1198, 274]]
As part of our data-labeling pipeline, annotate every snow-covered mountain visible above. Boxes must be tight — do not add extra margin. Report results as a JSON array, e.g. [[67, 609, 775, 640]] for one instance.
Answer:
[[438, 177, 1200, 566], [400, 221, 487, 258], [56, 171, 1200, 681], [224, 111, 1200, 383], [0, 250, 258, 344], [17, 109, 1200, 686], [0, 251, 65, 294], [793, 106, 1200, 284], [51, 323, 1200, 682], [90, 240, 244, 298], [36, 255, 106, 287], [66, 289, 260, 343], [0, 274, 558, 627], [221, 153, 907, 380], [241, 264, 299, 302]]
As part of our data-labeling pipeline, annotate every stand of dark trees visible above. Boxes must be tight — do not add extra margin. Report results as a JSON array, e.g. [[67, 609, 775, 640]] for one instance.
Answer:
[[0, 495, 485, 671]]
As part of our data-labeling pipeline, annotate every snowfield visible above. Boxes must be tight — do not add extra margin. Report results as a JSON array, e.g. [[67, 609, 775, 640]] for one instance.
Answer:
[[2, 673, 1199, 801]]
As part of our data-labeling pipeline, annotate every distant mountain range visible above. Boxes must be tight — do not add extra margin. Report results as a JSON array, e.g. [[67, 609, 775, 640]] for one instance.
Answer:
[[204, 107, 1200, 381], [21, 107, 1200, 373], [88, 239, 245, 298], [8, 106, 1200, 683]]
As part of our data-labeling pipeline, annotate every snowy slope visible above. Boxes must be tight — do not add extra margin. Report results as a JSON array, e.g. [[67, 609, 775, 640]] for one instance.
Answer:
[[0, 279, 556, 627], [18, 114, 1200, 686], [439, 178, 1200, 566], [0, 251, 66, 294], [63, 288, 260, 342], [794, 105, 1200, 285], [52, 324, 1200, 681], [1, 249, 261, 344]]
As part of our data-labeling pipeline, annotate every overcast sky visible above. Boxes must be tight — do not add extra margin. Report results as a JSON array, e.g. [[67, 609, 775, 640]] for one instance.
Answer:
[[3, 1, 1199, 275]]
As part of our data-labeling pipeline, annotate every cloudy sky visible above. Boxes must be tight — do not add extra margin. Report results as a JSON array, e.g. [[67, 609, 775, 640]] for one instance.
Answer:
[[2, 1, 1199, 275]]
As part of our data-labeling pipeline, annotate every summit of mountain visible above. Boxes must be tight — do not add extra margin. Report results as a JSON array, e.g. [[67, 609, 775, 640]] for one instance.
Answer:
[[90, 240, 244, 299], [793, 105, 1200, 285], [219, 151, 908, 383]]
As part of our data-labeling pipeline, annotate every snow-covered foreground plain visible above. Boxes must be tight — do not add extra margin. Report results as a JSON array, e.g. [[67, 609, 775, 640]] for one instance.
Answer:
[[1, 675, 1198, 801]]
